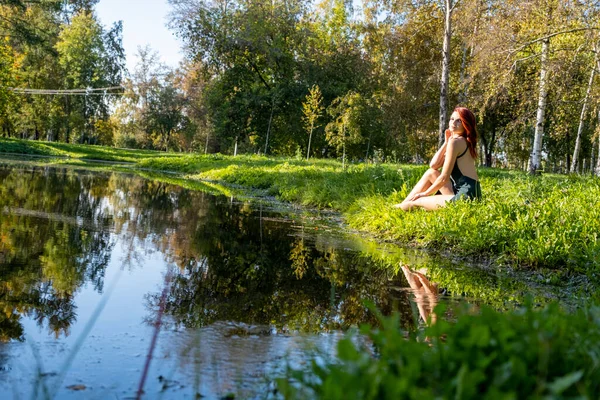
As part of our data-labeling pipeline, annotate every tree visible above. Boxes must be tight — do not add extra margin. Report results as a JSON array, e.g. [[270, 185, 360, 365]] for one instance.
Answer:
[[0, 40, 20, 131], [55, 11, 124, 143], [169, 0, 371, 156], [439, 0, 460, 145], [325, 91, 367, 167], [595, 109, 600, 176], [528, 36, 550, 174], [144, 72, 189, 151], [112, 46, 168, 149], [570, 42, 598, 173], [302, 84, 324, 160]]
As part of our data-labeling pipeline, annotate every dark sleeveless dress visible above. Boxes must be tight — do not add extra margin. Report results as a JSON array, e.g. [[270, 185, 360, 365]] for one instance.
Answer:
[[450, 146, 482, 202]]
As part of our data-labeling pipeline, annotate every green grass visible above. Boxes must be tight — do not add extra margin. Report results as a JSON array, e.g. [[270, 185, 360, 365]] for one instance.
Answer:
[[0, 137, 182, 162], [349, 171, 600, 274], [2, 138, 599, 277], [277, 300, 600, 399]]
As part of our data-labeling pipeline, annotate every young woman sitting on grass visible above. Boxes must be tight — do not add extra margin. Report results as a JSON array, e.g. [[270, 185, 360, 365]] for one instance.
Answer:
[[394, 107, 482, 211]]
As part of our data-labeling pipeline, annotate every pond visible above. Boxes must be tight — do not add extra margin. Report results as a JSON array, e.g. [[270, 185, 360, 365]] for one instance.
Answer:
[[0, 162, 510, 399]]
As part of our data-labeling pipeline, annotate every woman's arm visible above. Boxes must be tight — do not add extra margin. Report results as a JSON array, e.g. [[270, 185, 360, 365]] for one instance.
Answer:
[[429, 143, 446, 169], [429, 130, 452, 169], [421, 138, 458, 196]]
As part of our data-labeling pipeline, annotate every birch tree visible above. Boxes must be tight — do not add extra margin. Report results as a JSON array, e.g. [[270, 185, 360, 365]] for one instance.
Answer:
[[325, 92, 365, 168], [528, 37, 550, 174], [439, 0, 460, 145], [570, 44, 598, 173], [596, 109, 600, 176], [302, 85, 324, 161]]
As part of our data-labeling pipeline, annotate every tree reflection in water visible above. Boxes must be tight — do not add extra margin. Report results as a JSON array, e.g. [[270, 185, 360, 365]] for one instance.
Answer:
[[0, 163, 445, 345], [0, 166, 113, 341], [146, 198, 418, 333]]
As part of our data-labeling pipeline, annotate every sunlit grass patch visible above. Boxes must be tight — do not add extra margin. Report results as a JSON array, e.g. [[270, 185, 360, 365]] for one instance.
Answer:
[[348, 170, 600, 273], [0, 137, 179, 162]]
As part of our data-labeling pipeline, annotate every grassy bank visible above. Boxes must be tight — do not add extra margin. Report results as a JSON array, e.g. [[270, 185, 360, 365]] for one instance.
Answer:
[[2, 138, 599, 279]]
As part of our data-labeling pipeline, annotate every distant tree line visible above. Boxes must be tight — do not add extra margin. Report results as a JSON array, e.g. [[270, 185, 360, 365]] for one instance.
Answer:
[[0, 0, 124, 144], [2, 0, 600, 174]]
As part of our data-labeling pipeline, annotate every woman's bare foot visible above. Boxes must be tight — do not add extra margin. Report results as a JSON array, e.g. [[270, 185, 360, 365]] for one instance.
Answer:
[[393, 202, 411, 211]]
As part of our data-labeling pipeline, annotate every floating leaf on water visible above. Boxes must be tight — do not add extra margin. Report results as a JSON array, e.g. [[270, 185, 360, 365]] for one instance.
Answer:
[[66, 384, 86, 391]]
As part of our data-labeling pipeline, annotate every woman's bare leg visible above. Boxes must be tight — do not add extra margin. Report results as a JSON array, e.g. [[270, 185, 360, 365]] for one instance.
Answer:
[[402, 168, 438, 202], [394, 168, 453, 210], [402, 194, 455, 211], [401, 265, 438, 325]]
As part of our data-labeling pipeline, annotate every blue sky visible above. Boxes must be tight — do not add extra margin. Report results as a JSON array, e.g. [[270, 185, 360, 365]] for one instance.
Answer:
[[95, 0, 183, 74]]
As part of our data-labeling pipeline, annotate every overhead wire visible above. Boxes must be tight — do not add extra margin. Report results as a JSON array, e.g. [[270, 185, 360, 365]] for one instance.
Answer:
[[8, 86, 125, 95]]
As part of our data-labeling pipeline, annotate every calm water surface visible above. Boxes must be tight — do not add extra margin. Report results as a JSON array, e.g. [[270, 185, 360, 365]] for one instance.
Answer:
[[0, 164, 459, 399]]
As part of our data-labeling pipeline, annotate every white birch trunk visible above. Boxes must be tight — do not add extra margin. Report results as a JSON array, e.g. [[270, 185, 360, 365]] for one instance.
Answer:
[[459, 0, 481, 104], [596, 109, 600, 176], [264, 98, 275, 155], [342, 123, 346, 169], [528, 38, 549, 174], [570, 61, 596, 173], [439, 0, 453, 145], [458, 44, 468, 104], [306, 122, 313, 161], [591, 140, 595, 174]]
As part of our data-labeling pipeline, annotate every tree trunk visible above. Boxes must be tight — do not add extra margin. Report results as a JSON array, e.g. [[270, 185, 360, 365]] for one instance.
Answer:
[[596, 110, 600, 176], [458, 44, 468, 104], [591, 140, 595, 175], [480, 130, 489, 166], [65, 95, 71, 143], [342, 123, 346, 169], [566, 131, 571, 169], [488, 130, 498, 167], [570, 51, 597, 173], [365, 132, 372, 161], [459, 0, 481, 104], [528, 38, 550, 174], [264, 97, 275, 155], [479, 126, 497, 167], [306, 122, 313, 161], [234, 135, 238, 156], [439, 0, 453, 145]]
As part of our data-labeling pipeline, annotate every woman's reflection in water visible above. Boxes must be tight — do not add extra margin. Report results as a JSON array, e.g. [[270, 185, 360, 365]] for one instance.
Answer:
[[401, 265, 439, 326]]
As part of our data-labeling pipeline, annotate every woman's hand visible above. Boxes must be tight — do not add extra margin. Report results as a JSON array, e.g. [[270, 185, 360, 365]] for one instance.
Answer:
[[408, 192, 426, 201], [444, 129, 452, 143]]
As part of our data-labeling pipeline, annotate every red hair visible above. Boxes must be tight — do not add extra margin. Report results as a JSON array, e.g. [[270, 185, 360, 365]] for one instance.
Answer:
[[454, 107, 478, 158]]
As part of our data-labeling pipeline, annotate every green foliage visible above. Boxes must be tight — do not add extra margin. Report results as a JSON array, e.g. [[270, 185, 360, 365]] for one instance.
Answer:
[[0, 1, 124, 142], [302, 84, 324, 160], [54, 11, 124, 144], [278, 301, 600, 399], [0, 40, 19, 122], [111, 47, 197, 152], [3, 0, 600, 170]]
